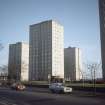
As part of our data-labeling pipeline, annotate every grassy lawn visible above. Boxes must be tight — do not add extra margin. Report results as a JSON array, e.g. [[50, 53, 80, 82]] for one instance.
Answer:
[[22, 81, 48, 85], [22, 81, 105, 88], [66, 83, 105, 88]]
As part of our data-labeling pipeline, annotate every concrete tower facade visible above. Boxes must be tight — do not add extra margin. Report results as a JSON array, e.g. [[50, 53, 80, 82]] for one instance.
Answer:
[[29, 20, 64, 81], [99, 0, 105, 80], [64, 47, 82, 81], [8, 42, 29, 81]]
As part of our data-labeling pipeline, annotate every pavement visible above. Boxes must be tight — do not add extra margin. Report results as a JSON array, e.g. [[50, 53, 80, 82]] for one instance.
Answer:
[[0, 87, 105, 105]]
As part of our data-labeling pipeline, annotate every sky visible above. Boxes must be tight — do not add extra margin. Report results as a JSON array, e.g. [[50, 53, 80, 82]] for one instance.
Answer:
[[0, 0, 101, 68]]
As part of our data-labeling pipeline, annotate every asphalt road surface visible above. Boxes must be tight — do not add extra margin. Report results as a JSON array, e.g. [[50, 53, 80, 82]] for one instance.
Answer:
[[0, 87, 105, 105]]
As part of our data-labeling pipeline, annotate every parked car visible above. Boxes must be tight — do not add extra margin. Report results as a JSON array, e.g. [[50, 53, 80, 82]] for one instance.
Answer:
[[49, 83, 72, 93], [11, 82, 26, 91]]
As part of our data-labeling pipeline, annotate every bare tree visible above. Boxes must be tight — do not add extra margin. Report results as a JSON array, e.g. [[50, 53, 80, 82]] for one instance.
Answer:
[[0, 43, 4, 51], [8, 63, 16, 81], [0, 65, 8, 73], [87, 63, 101, 80], [87, 62, 101, 94], [0, 65, 8, 76]]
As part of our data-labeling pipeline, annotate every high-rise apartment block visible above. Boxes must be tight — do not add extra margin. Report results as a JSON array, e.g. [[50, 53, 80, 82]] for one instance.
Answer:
[[29, 20, 64, 81], [64, 47, 82, 81], [8, 42, 29, 81], [99, 0, 105, 80]]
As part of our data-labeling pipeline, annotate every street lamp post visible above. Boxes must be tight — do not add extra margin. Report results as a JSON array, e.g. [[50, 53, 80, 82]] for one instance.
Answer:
[[88, 64, 96, 95], [48, 74, 51, 84]]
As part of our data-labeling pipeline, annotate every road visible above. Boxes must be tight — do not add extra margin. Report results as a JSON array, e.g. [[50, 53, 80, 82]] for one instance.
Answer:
[[0, 87, 105, 105]]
